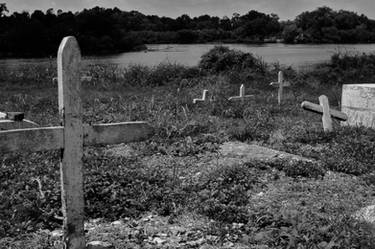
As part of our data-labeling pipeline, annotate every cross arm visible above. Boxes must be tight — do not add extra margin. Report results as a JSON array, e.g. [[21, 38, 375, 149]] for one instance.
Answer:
[[0, 126, 64, 153], [0, 122, 153, 153], [301, 101, 348, 121], [269, 81, 291, 87], [228, 95, 254, 101]]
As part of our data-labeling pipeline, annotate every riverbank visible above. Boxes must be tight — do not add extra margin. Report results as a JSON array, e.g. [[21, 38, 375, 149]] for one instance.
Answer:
[[1, 48, 375, 248], [2, 5, 375, 58]]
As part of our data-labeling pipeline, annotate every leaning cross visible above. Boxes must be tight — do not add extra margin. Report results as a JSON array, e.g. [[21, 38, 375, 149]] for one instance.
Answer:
[[193, 89, 208, 104], [228, 84, 254, 101], [0, 111, 39, 130], [301, 95, 348, 132], [0, 37, 153, 249], [270, 71, 290, 105]]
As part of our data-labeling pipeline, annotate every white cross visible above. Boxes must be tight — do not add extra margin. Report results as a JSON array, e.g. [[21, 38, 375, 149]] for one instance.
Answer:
[[301, 95, 348, 132]]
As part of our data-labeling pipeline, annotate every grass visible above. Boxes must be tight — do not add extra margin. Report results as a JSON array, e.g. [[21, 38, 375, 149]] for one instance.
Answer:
[[1, 47, 375, 248]]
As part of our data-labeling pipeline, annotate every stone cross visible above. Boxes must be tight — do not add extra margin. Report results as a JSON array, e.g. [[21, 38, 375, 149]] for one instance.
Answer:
[[270, 71, 290, 105], [0, 111, 39, 130], [301, 95, 348, 132], [228, 84, 254, 101], [193, 89, 208, 104], [0, 37, 153, 249]]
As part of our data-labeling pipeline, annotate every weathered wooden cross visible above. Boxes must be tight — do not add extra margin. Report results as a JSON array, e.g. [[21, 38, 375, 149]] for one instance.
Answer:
[[228, 84, 254, 101], [193, 89, 208, 104], [0, 37, 153, 249], [270, 71, 290, 105], [301, 95, 348, 132], [0, 111, 39, 130]]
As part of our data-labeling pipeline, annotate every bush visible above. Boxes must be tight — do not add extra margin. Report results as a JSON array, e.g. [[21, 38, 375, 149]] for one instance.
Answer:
[[199, 46, 267, 73]]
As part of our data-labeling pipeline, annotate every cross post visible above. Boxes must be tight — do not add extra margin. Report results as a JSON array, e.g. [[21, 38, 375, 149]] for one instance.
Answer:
[[301, 95, 348, 132], [58, 36, 85, 249], [0, 36, 153, 249]]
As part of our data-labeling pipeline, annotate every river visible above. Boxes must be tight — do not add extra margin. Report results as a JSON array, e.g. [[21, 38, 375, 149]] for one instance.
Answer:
[[1, 43, 375, 70]]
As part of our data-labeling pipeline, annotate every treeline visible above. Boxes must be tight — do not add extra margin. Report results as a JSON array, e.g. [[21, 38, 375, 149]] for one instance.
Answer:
[[1, 3, 375, 57]]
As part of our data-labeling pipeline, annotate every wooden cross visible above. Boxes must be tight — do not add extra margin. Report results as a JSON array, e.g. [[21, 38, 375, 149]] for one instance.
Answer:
[[270, 71, 290, 105], [0, 111, 39, 130], [193, 89, 208, 104], [0, 37, 153, 249], [301, 95, 348, 132], [228, 84, 254, 101]]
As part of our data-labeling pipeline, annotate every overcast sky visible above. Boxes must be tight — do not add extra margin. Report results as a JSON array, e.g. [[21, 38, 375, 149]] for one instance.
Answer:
[[4, 0, 375, 20]]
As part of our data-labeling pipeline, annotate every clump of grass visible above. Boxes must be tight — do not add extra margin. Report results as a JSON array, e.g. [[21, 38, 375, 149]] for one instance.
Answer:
[[194, 163, 259, 223], [85, 62, 203, 89]]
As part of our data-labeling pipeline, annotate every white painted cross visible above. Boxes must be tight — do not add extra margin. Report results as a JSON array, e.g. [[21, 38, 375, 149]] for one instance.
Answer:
[[270, 71, 291, 105], [0, 37, 153, 249], [0, 111, 39, 130], [301, 95, 348, 132], [228, 84, 254, 101], [193, 89, 208, 104]]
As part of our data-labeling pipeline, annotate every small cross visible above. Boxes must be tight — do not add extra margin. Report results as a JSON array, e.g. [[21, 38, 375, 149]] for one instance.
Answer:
[[301, 95, 348, 132], [193, 89, 208, 104], [228, 84, 254, 101], [270, 71, 290, 105]]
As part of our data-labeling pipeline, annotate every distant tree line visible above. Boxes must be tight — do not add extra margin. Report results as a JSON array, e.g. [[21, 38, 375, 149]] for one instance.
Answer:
[[0, 4, 375, 58]]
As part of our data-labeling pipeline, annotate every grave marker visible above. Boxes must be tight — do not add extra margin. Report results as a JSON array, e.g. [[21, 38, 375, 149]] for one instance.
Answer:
[[0, 36, 153, 249], [301, 95, 348, 132], [228, 84, 254, 101], [193, 89, 208, 104], [341, 84, 375, 129], [270, 71, 290, 105]]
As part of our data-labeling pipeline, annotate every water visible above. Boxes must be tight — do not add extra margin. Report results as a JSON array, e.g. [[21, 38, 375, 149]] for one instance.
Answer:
[[1, 43, 375, 70]]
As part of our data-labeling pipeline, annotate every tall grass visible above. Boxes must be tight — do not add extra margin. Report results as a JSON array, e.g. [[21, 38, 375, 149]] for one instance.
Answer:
[[1, 47, 375, 247]]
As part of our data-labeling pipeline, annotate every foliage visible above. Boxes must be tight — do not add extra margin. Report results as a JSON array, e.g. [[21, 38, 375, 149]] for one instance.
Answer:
[[283, 6, 375, 43], [199, 46, 267, 73], [3, 4, 375, 57]]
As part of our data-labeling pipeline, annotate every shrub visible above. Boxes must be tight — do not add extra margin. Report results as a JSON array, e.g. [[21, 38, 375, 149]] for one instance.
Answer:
[[199, 46, 267, 73]]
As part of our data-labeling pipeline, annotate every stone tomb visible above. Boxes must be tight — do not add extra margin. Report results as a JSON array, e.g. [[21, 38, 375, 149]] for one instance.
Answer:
[[341, 84, 375, 129]]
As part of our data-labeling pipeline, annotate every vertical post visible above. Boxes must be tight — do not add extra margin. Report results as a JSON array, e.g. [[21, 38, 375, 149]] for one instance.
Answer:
[[240, 84, 245, 98], [278, 71, 283, 106], [319, 95, 333, 132], [202, 90, 208, 101], [58, 37, 85, 249]]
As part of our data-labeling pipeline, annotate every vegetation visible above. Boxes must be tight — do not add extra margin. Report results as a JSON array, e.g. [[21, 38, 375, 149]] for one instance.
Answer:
[[1, 47, 375, 248], [1, 3, 375, 57]]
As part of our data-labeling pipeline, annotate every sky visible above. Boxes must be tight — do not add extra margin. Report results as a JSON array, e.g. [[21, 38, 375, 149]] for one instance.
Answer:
[[4, 0, 375, 20]]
